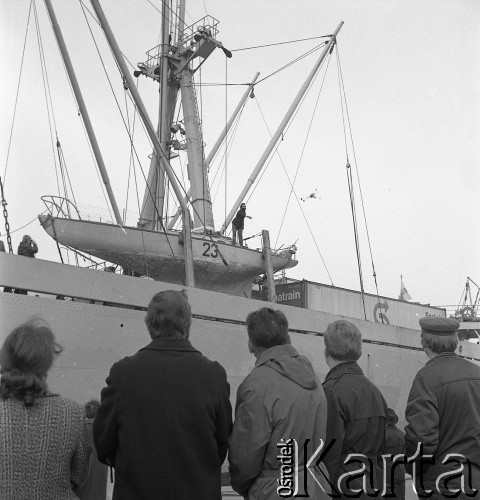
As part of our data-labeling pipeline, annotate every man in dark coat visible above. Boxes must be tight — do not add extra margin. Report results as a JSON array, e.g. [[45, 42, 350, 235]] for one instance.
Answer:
[[231, 203, 251, 246], [405, 317, 480, 499], [93, 290, 232, 500], [17, 234, 38, 258], [15, 235, 38, 294], [384, 408, 405, 500], [322, 320, 387, 499]]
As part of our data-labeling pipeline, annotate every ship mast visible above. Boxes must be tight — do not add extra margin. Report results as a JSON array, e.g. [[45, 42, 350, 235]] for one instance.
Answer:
[[134, 3, 230, 233]]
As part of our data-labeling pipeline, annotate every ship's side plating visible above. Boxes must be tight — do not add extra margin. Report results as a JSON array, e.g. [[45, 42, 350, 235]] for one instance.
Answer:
[[1, 253, 479, 429]]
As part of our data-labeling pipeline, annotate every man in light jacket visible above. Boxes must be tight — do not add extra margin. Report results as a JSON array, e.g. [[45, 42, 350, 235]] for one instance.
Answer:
[[229, 307, 330, 500]]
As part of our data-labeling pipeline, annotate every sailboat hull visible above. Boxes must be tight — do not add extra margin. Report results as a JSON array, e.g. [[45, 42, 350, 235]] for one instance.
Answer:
[[39, 215, 297, 296]]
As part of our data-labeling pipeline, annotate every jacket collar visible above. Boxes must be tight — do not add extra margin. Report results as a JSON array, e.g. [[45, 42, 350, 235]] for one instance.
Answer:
[[324, 360, 363, 383], [425, 351, 457, 365], [254, 343, 299, 367], [140, 337, 199, 353]]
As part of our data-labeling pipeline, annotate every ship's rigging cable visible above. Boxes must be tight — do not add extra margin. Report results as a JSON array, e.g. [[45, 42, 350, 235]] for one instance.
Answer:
[[3, 1, 33, 185], [249, 97, 332, 281], [123, 88, 153, 278], [335, 47, 381, 306], [196, 41, 328, 89], [241, 49, 334, 278], [335, 46, 381, 321], [55, 139, 79, 210], [231, 35, 331, 53], [274, 50, 332, 247], [224, 57, 229, 224], [33, 1, 63, 200], [4, 211, 48, 236], [210, 100, 246, 206]]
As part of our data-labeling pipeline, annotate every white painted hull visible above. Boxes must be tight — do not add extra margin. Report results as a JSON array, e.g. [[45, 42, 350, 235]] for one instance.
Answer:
[[39, 215, 297, 296], [1, 253, 479, 431]]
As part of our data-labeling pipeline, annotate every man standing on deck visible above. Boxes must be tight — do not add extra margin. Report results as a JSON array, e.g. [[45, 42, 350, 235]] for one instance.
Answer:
[[322, 319, 387, 498], [231, 203, 251, 246], [17, 234, 38, 258], [93, 289, 232, 500], [405, 317, 480, 499]]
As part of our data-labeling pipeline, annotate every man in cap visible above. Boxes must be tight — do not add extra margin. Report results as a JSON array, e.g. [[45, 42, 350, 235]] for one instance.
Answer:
[[231, 203, 252, 246], [405, 317, 480, 498]]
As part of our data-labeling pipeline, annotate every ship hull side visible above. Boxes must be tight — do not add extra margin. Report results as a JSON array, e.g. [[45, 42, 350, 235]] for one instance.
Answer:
[[1, 253, 479, 430]]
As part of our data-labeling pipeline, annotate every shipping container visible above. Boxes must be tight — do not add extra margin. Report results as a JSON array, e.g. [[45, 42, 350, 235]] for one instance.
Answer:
[[274, 280, 445, 330]]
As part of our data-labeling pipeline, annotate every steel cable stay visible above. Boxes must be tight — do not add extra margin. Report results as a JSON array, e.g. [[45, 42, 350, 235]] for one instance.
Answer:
[[123, 89, 153, 279], [2, 1, 34, 253], [34, 1, 87, 263], [210, 110, 244, 205], [3, 1, 34, 184], [231, 35, 332, 53], [210, 100, 248, 206], [336, 47, 384, 323], [33, 1, 64, 200], [224, 56, 228, 228], [274, 50, 333, 246], [245, 100, 333, 282], [195, 41, 328, 90], [241, 55, 335, 283], [335, 46, 382, 320]]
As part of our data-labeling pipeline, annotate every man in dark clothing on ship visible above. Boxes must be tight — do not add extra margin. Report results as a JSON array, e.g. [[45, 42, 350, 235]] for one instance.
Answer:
[[15, 234, 38, 294], [405, 317, 480, 499], [384, 407, 406, 500], [231, 202, 251, 246], [17, 234, 38, 258], [321, 319, 388, 499]]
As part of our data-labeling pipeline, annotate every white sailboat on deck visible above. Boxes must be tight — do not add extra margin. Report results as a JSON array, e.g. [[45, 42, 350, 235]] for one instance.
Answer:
[[37, 0, 327, 296]]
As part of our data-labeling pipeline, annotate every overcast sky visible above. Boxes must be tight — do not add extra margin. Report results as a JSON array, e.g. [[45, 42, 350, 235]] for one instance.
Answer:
[[1, 0, 479, 311]]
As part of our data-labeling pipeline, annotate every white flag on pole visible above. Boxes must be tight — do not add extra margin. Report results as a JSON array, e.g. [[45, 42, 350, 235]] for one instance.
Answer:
[[399, 277, 412, 301]]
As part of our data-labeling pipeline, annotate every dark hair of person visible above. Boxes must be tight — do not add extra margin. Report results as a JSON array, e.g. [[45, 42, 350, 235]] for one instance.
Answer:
[[85, 399, 101, 419], [324, 320, 362, 361], [0, 318, 63, 407], [144, 289, 192, 339], [421, 331, 458, 354], [246, 308, 290, 349]]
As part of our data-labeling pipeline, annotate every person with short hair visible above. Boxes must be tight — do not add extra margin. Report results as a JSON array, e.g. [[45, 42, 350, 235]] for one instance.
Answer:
[[93, 289, 232, 500], [229, 307, 330, 500], [231, 203, 251, 246], [405, 317, 480, 499], [0, 318, 91, 499], [322, 319, 387, 498]]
